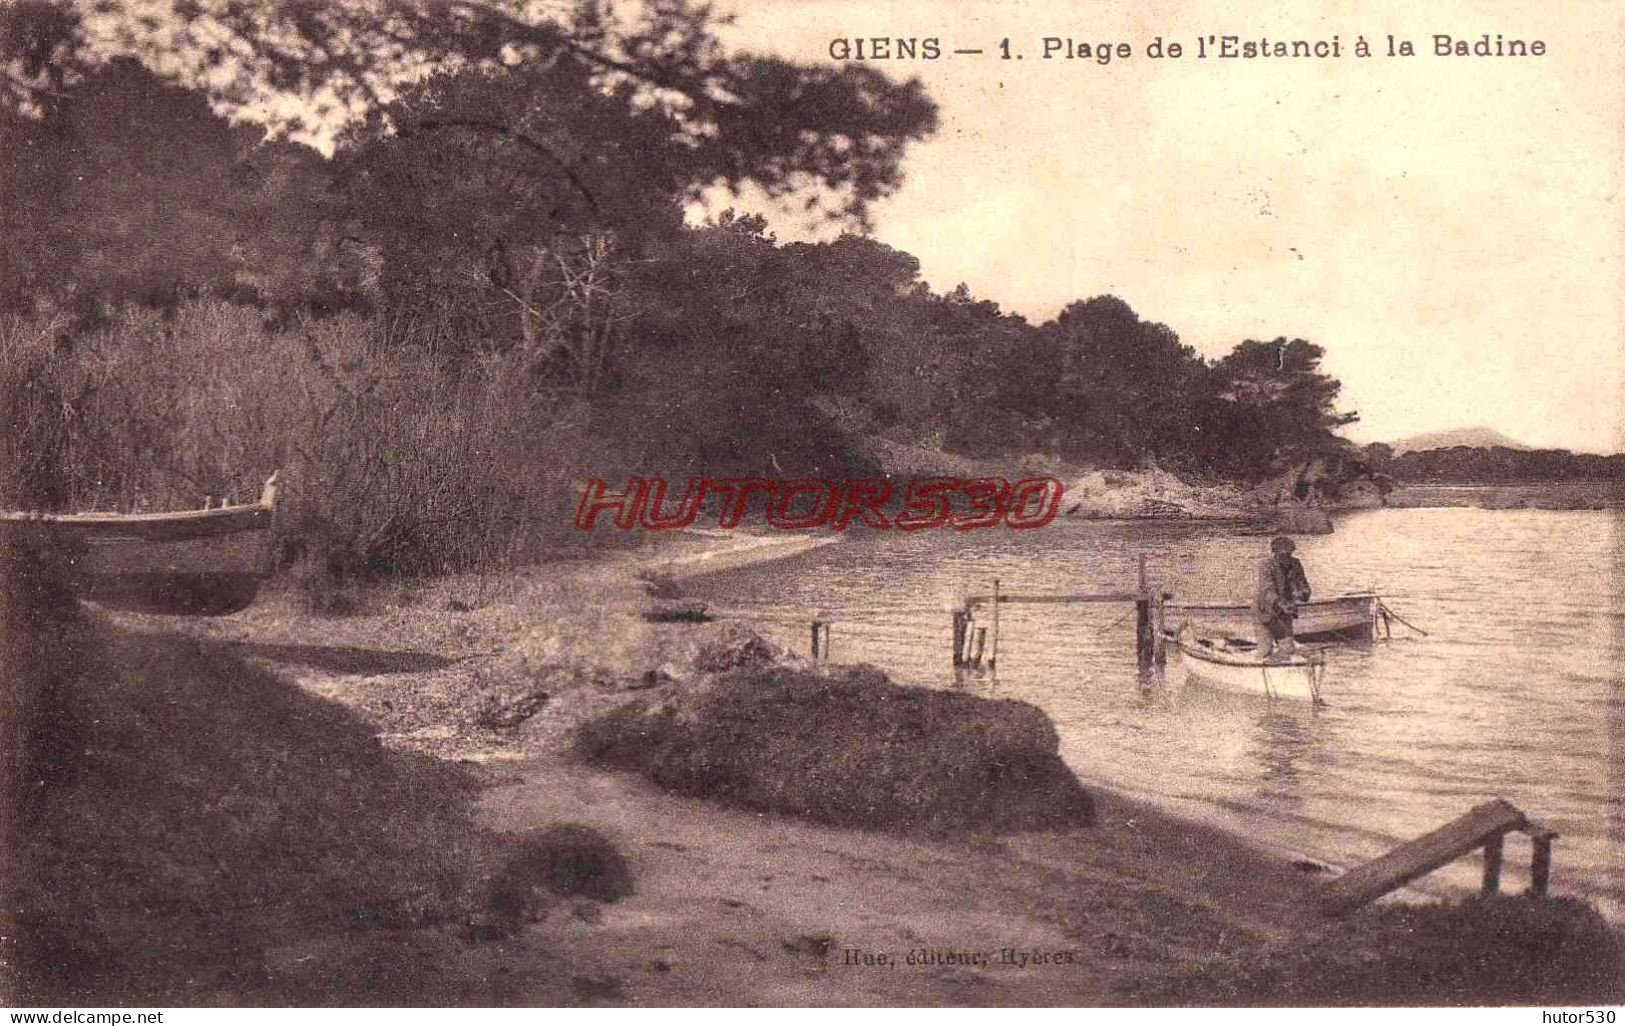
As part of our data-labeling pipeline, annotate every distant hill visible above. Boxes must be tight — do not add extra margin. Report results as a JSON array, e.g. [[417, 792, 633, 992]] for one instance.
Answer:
[[1391, 428, 1529, 454]]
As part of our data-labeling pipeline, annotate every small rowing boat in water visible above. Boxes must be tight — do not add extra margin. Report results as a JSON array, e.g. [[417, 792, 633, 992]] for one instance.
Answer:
[[1163, 592, 1377, 643], [1, 473, 279, 616], [1175, 626, 1327, 703]]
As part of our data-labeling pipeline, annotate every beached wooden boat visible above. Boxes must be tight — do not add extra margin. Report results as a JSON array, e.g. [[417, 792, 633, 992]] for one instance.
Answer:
[[1176, 627, 1327, 702], [1, 473, 279, 616], [1163, 592, 1377, 643]]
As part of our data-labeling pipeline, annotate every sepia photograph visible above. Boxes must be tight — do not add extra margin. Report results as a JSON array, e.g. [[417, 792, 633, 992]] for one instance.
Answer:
[[0, 0, 1620, 1012]]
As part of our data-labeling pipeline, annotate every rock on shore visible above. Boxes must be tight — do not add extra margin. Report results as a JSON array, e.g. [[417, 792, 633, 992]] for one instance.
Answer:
[[575, 631, 1095, 837], [1061, 467, 1335, 532], [1062, 468, 1253, 521]]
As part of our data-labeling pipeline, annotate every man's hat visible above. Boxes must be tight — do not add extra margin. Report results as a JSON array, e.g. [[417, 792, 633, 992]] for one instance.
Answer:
[[1270, 535, 1296, 554]]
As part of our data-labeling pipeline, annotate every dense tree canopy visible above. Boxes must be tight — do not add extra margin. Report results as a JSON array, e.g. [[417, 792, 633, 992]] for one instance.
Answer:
[[332, 59, 690, 342], [2, 0, 938, 224], [2, 56, 341, 312], [1039, 296, 1202, 463], [0, 0, 1367, 493], [1189, 338, 1358, 478]]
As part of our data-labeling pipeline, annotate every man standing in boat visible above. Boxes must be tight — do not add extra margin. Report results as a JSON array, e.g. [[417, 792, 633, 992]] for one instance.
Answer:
[[1257, 535, 1312, 658]]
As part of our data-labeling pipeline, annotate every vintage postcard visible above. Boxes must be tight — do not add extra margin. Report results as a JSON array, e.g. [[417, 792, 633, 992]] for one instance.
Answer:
[[0, 0, 1620, 1013]]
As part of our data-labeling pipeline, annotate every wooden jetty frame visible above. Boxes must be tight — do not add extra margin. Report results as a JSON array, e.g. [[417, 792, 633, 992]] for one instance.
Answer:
[[1318, 799, 1559, 917], [951, 557, 1387, 671], [953, 555, 1167, 669]]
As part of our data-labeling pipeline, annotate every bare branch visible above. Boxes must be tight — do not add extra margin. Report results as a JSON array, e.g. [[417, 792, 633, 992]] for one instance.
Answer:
[[400, 115, 600, 215]]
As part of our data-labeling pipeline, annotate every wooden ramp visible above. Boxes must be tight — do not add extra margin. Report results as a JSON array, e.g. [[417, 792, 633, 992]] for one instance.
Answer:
[[1318, 799, 1558, 917]]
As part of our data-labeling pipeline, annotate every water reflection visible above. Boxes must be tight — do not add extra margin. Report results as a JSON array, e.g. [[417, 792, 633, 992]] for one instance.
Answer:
[[1134, 662, 1167, 698], [1250, 710, 1315, 804], [950, 664, 997, 693]]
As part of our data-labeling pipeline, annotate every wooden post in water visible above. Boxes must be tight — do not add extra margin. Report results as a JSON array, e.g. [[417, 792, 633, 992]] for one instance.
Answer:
[[1135, 555, 1153, 669], [1151, 590, 1167, 666], [811, 621, 832, 664], [972, 628, 987, 668], [990, 578, 1001, 670], [951, 610, 967, 668], [1481, 833, 1504, 894], [1531, 833, 1554, 896]]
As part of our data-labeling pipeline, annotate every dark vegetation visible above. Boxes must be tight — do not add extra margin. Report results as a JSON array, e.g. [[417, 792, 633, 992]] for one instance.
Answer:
[[481, 824, 634, 937], [1135, 894, 1625, 1006], [2, 611, 514, 1004], [1, 0, 1364, 592], [578, 664, 1097, 836], [0, 381, 512, 1004], [1367, 443, 1625, 483]]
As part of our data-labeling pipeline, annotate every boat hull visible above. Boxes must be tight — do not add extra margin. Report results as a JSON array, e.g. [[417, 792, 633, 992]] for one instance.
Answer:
[[1164, 592, 1376, 643], [2, 480, 277, 616], [1176, 633, 1325, 702]]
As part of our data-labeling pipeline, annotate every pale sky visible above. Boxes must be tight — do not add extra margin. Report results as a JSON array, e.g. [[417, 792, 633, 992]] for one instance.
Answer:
[[712, 0, 1624, 453]]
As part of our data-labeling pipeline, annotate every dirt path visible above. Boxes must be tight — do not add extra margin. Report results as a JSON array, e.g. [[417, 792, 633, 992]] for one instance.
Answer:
[[464, 755, 1324, 1006]]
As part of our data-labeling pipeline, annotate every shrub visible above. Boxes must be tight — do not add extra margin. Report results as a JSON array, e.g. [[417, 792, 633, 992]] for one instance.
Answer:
[[0, 300, 604, 595], [488, 824, 633, 911]]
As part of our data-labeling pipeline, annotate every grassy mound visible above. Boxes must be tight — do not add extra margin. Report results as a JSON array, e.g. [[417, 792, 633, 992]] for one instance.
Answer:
[[1135, 894, 1625, 1006], [4, 613, 508, 1005], [577, 663, 1095, 836]]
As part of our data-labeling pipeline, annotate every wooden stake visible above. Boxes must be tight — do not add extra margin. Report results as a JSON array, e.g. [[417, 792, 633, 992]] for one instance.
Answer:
[[1151, 590, 1167, 666], [1481, 833, 1504, 894], [1531, 834, 1553, 896], [1136, 598, 1153, 669], [990, 578, 1001, 669], [1136, 554, 1153, 668]]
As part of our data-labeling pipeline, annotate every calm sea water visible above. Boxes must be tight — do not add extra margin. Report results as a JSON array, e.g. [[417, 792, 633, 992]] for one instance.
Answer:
[[682, 508, 1624, 917]]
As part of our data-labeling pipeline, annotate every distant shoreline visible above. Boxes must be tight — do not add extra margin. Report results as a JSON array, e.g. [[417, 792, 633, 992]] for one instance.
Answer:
[[1384, 480, 1622, 510]]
